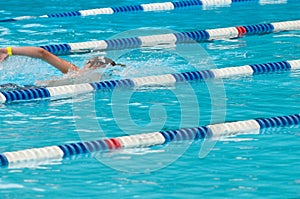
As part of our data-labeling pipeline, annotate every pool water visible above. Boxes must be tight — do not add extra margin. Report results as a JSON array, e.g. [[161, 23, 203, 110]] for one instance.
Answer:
[[0, 0, 300, 198]]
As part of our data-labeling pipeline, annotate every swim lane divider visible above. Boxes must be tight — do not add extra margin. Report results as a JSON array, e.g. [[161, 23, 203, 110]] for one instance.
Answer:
[[0, 0, 287, 23], [0, 112, 299, 167], [38, 20, 300, 55], [0, 59, 299, 104]]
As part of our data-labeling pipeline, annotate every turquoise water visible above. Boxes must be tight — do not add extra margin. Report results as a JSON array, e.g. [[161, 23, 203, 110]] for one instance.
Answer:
[[0, 0, 300, 198]]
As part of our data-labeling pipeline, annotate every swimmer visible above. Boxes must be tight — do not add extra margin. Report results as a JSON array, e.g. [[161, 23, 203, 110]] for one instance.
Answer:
[[0, 46, 125, 88]]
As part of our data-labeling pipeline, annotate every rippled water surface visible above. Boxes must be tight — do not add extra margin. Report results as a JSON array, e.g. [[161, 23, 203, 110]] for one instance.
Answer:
[[0, 0, 299, 198]]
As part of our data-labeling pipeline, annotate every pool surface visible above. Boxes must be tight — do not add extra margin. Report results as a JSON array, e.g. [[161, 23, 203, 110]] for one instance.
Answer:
[[0, 0, 300, 198]]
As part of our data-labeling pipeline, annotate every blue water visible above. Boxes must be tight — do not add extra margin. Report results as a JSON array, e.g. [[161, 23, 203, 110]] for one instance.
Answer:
[[0, 0, 300, 198]]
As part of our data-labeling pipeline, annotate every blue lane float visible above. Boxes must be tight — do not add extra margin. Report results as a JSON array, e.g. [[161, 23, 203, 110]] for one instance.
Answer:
[[0, 59, 299, 104], [0, 113, 299, 168], [0, 0, 287, 23], [37, 20, 300, 55]]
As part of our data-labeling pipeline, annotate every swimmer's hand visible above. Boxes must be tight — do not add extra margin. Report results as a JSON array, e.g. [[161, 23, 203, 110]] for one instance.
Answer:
[[0, 48, 9, 62]]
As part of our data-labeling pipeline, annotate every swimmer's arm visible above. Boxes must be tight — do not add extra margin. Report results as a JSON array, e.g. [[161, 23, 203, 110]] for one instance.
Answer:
[[0, 47, 79, 74]]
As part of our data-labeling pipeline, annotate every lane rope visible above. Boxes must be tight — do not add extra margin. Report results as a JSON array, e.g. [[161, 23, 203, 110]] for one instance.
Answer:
[[0, 112, 299, 168], [0, 59, 299, 104], [0, 0, 287, 23], [37, 20, 300, 55]]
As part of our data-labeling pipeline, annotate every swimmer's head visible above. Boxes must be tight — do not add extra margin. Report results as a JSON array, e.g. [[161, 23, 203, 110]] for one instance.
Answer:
[[83, 56, 125, 70], [84, 56, 115, 69]]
